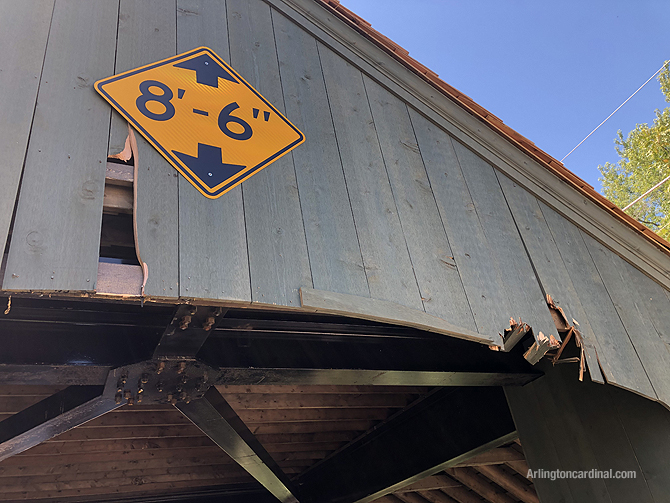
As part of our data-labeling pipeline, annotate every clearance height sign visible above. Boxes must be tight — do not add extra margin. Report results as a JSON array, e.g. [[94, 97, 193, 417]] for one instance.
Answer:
[[95, 47, 304, 199]]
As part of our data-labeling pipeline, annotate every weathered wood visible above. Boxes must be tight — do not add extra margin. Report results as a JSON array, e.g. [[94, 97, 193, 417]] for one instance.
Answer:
[[114, 0, 179, 298], [455, 447, 525, 467], [626, 263, 670, 346], [300, 287, 496, 346], [394, 493, 432, 503], [105, 162, 134, 186], [364, 78, 476, 331], [176, 0, 251, 303], [497, 172, 605, 383], [440, 476, 495, 503], [475, 465, 538, 503], [538, 201, 655, 398], [394, 474, 460, 493], [0, 0, 53, 267], [410, 111, 511, 338], [2, 0, 118, 292], [317, 43, 423, 311], [273, 11, 369, 299], [446, 467, 517, 503], [227, 0, 311, 307], [583, 232, 670, 406], [451, 140, 556, 340], [412, 491, 459, 503], [103, 184, 133, 214], [96, 261, 143, 297]]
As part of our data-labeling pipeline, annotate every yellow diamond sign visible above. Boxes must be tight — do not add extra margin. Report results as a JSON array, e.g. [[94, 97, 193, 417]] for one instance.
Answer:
[[95, 47, 305, 199]]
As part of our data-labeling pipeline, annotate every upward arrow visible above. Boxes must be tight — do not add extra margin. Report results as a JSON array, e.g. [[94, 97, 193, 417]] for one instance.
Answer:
[[174, 54, 238, 88], [173, 144, 245, 189]]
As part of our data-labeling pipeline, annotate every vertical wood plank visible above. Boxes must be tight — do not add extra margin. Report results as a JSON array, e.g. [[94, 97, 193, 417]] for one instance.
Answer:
[[410, 110, 511, 336], [227, 0, 312, 307], [176, 0, 251, 302], [538, 201, 655, 399], [115, 0, 179, 298], [608, 384, 670, 501], [318, 44, 422, 310], [3, 0, 118, 292], [0, 0, 53, 266], [272, 11, 368, 298], [625, 262, 670, 346], [451, 141, 556, 340], [583, 233, 670, 406], [364, 80, 475, 330], [497, 173, 605, 383]]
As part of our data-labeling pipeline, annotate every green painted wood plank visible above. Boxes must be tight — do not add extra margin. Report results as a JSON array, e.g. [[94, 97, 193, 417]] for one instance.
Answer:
[[583, 233, 670, 406], [539, 201, 655, 399], [114, 0, 179, 298], [364, 80, 476, 331], [626, 262, 670, 346], [505, 383, 575, 503], [0, 0, 53, 270], [451, 141, 556, 341], [3, 0, 118, 292], [565, 366, 654, 503], [317, 44, 422, 311], [496, 173, 605, 384], [608, 384, 670, 501], [272, 11, 368, 298], [410, 110, 511, 337], [176, 0, 251, 302], [227, 0, 311, 307]]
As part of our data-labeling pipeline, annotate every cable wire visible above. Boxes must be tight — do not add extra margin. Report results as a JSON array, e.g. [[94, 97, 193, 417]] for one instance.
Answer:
[[561, 62, 667, 162]]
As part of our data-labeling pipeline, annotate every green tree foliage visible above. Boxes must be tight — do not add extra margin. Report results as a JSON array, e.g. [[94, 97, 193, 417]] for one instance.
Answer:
[[599, 62, 670, 238]]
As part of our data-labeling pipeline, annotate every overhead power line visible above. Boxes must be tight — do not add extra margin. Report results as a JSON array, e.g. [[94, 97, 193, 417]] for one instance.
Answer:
[[561, 62, 667, 162]]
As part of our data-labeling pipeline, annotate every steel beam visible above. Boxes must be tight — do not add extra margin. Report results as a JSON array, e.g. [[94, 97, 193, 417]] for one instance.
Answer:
[[153, 305, 228, 359], [177, 386, 299, 503], [294, 386, 517, 503], [0, 385, 122, 461]]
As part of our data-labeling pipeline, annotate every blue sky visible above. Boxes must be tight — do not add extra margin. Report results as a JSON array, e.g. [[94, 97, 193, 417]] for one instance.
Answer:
[[341, 0, 670, 191]]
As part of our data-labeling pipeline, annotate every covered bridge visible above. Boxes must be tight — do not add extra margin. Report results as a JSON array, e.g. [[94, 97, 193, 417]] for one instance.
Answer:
[[1, 1, 670, 502]]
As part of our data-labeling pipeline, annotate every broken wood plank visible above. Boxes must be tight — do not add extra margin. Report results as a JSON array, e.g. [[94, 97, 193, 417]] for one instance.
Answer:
[[524, 332, 560, 365], [300, 287, 498, 345]]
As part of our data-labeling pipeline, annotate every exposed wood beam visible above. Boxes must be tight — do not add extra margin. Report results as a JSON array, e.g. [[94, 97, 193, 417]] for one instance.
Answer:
[[475, 465, 539, 503], [446, 468, 517, 503], [0, 385, 120, 462], [439, 479, 487, 503], [177, 386, 299, 503], [414, 490, 459, 503], [395, 474, 461, 493], [454, 447, 524, 467], [295, 387, 517, 503]]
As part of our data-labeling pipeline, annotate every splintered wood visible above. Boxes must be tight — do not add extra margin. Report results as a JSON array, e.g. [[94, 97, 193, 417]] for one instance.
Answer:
[[546, 294, 589, 380]]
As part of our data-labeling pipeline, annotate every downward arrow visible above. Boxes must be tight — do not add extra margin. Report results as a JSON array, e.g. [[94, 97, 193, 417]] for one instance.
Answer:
[[174, 54, 238, 88], [173, 144, 245, 189]]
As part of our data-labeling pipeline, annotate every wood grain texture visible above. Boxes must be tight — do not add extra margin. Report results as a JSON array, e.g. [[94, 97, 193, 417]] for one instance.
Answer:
[[583, 232, 670, 406], [3, 0, 118, 292], [273, 10, 369, 298], [365, 79, 476, 331], [318, 43, 422, 310], [538, 201, 655, 399], [410, 110, 511, 337], [115, 0, 179, 298], [496, 172, 605, 384], [176, 0, 251, 302], [227, 0, 312, 307], [300, 287, 497, 345], [451, 140, 556, 340], [0, 0, 53, 268], [626, 262, 670, 346]]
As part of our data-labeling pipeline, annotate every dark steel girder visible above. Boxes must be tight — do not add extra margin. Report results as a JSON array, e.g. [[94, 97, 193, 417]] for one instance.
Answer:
[[294, 386, 518, 503], [0, 385, 122, 462], [177, 387, 299, 503]]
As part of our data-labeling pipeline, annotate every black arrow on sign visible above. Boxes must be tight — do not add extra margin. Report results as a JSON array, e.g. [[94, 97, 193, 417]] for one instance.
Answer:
[[173, 144, 245, 188], [174, 54, 238, 88]]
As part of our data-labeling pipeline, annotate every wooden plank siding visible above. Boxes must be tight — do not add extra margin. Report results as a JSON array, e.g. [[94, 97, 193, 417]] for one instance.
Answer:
[[0, 0, 53, 265], [2, 0, 118, 292], [228, 0, 312, 307], [176, 0, 251, 302], [3, 0, 670, 413], [114, 0, 179, 298]]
